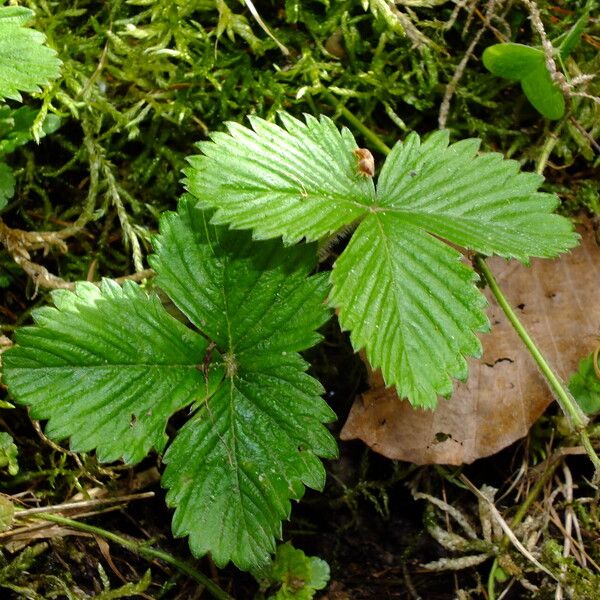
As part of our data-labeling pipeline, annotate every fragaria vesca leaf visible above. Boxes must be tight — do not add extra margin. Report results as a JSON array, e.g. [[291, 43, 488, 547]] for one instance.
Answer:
[[150, 197, 336, 568], [185, 114, 579, 408], [3, 196, 336, 570], [185, 114, 375, 244], [2, 280, 221, 464], [0, 6, 62, 102], [332, 216, 488, 404], [374, 130, 575, 261]]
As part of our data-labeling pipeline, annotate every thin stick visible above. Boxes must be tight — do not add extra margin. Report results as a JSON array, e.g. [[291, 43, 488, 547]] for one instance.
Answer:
[[14, 492, 155, 517], [244, 0, 289, 55]]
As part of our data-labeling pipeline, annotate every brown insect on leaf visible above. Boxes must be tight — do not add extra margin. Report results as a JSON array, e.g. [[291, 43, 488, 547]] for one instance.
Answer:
[[353, 148, 375, 177], [341, 218, 600, 465]]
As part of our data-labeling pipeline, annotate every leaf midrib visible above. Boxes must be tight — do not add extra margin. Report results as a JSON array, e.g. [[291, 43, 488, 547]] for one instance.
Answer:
[[372, 213, 412, 386], [216, 182, 373, 211]]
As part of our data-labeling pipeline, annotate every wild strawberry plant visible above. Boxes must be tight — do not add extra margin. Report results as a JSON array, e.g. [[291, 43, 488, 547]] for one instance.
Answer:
[[186, 113, 578, 408], [3, 112, 592, 572]]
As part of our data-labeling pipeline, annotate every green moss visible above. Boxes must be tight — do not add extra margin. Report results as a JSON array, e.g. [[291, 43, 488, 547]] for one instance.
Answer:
[[542, 540, 600, 599]]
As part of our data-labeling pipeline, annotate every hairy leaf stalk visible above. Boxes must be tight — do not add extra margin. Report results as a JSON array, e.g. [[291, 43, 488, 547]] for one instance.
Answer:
[[475, 255, 600, 479]]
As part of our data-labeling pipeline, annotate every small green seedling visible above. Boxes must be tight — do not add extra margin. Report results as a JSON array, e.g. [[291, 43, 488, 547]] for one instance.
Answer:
[[256, 542, 330, 600], [482, 11, 589, 120], [482, 43, 565, 120], [569, 350, 600, 415]]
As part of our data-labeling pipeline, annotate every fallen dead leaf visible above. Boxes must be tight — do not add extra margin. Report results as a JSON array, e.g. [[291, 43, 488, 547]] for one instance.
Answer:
[[340, 219, 600, 465]]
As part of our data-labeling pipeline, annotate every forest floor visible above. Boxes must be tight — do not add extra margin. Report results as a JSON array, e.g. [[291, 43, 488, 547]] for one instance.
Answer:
[[0, 1, 599, 599]]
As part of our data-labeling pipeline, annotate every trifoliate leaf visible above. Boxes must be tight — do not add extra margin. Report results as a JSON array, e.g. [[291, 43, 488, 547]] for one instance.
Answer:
[[151, 197, 336, 569], [185, 114, 375, 244], [0, 6, 62, 101], [0, 161, 14, 210], [2, 280, 221, 464], [569, 353, 600, 415], [186, 115, 577, 408]]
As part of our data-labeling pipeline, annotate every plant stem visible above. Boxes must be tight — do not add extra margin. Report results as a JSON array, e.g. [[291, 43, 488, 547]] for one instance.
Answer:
[[487, 557, 499, 600], [474, 255, 600, 478], [23, 513, 234, 600], [322, 91, 392, 155], [535, 118, 565, 175]]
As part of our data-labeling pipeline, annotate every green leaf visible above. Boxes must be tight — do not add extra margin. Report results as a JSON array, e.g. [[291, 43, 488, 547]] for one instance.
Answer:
[[185, 113, 375, 244], [188, 116, 577, 407], [267, 542, 330, 599], [0, 105, 61, 156], [482, 43, 565, 120], [152, 197, 336, 569], [331, 214, 488, 407], [0, 161, 14, 210], [375, 131, 576, 261], [569, 353, 600, 415], [557, 11, 588, 60], [0, 6, 62, 101], [2, 280, 220, 464], [0, 432, 18, 476]]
